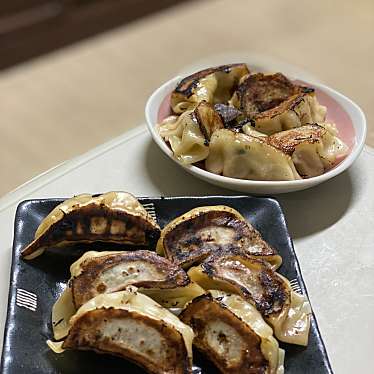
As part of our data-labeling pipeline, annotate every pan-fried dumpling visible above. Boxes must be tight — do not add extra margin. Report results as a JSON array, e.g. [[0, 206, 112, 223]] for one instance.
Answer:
[[157, 206, 282, 270], [242, 123, 269, 139], [159, 100, 226, 163], [188, 251, 311, 346], [193, 101, 224, 141], [52, 250, 204, 340], [267, 123, 348, 178], [180, 290, 284, 374], [21, 192, 161, 260], [231, 73, 326, 135], [48, 288, 194, 374], [158, 109, 209, 164], [205, 129, 301, 181], [171, 63, 249, 114]]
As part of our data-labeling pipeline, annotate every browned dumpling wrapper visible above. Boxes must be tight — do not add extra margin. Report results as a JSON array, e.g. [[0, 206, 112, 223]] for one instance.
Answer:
[[156, 206, 282, 270], [231, 72, 326, 135], [48, 289, 194, 374], [21, 192, 161, 260], [266, 123, 348, 178], [52, 250, 204, 340], [180, 290, 284, 374], [171, 63, 249, 114], [188, 251, 311, 346], [193, 101, 224, 141]]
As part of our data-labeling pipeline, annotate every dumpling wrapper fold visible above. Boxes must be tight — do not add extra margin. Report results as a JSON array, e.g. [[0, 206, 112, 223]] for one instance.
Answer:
[[180, 290, 284, 374], [48, 288, 194, 374], [188, 251, 311, 346], [52, 250, 204, 340], [157, 205, 282, 270], [21, 192, 161, 260]]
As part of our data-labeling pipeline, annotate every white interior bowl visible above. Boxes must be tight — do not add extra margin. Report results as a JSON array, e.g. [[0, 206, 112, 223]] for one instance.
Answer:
[[145, 74, 366, 194]]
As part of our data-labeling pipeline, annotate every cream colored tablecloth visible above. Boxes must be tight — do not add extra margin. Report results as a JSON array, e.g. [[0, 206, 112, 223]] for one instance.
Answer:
[[0, 0, 373, 196]]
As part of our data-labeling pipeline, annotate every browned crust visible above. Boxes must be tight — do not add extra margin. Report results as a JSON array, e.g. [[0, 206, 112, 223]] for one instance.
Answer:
[[163, 210, 278, 268], [236, 72, 314, 119], [21, 204, 161, 258], [72, 250, 189, 308], [180, 294, 268, 373], [201, 251, 289, 317], [174, 63, 249, 98], [63, 308, 191, 374], [267, 124, 326, 155], [193, 101, 224, 140]]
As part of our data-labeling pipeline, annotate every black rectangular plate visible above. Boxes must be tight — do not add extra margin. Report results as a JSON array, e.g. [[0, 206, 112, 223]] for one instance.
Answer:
[[1, 196, 333, 373]]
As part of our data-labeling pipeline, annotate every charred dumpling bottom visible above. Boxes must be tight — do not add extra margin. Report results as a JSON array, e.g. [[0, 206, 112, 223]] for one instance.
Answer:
[[231, 72, 327, 135], [52, 250, 205, 341], [188, 251, 311, 346], [171, 63, 250, 113], [180, 295, 269, 373], [50, 290, 194, 373], [158, 206, 281, 269], [22, 205, 161, 258], [64, 308, 190, 374], [71, 250, 190, 308], [164, 210, 254, 264], [189, 253, 289, 317]]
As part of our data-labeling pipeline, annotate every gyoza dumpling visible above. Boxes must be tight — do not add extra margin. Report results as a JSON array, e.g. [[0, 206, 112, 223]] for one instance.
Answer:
[[21, 192, 161, 260], [205, 129, 301, 181], [52, 250, 205, 340], [171, 63, 249, 114], [267, 123, 348, 178], [242, 124, 269, 139], [194, 101, 225, 140], [231, 73, 326, 135], [48, 288, 194, 374], [188, 251, 311, 346], [180, 290, 284, 374], [158, 109, 209, 164], [157, 206, 282, 270], [159, 100, 225, 163]]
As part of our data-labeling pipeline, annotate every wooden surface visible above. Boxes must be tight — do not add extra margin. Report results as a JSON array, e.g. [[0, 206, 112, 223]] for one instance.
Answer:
[[0, 0, 373, 197]]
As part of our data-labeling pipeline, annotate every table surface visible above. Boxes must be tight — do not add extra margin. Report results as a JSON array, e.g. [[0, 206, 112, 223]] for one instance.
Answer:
[[0, 0, 374, 196], [0, 126, 373, 373]]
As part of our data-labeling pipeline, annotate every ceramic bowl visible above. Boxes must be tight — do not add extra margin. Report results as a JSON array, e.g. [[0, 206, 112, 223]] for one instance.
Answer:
[[145, 74, 366, 194]]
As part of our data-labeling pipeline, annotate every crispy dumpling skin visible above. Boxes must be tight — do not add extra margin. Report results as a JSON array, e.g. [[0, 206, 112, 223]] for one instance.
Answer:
[[267, 123, 348, 178], [180, 291, 284, 374], [194, 101, 224, 141], [188, 251, 311, 346], [21, 192, 161, 260], [48, 289, 194, 374], [205, 129, 301, 181], [156, 206, 282, 270], [171, 63, 250, 114], [231, 73, 326, 135], [52, 250, 204, 340], [70, 250, 201, 307]]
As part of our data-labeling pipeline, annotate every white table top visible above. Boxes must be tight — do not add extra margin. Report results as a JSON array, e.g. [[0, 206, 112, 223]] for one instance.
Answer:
[[1, 126, 373, 373]]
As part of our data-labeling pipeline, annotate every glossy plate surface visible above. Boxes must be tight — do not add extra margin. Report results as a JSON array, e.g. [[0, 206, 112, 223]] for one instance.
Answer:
[[1, 196, 332, 373]]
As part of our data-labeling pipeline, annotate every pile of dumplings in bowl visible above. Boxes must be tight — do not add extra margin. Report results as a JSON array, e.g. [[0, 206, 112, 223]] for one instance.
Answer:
[[157, 63, 348, 181]]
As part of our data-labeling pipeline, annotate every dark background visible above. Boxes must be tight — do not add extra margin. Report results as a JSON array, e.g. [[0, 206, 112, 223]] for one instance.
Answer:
[[0, 0, 191, 70]]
